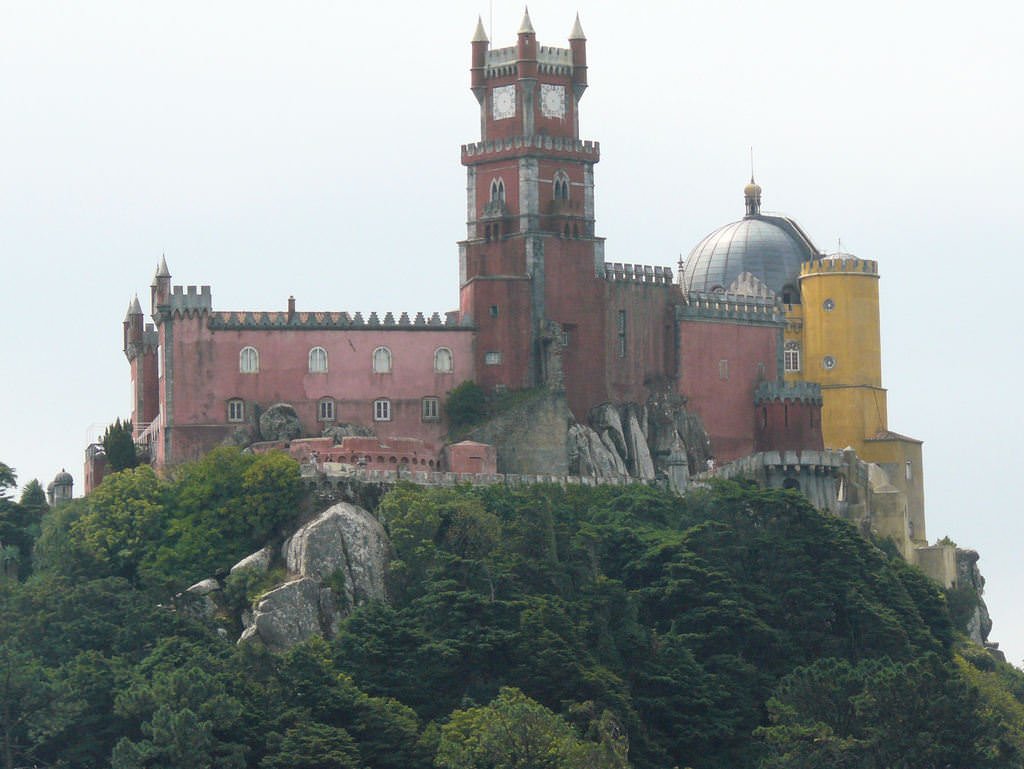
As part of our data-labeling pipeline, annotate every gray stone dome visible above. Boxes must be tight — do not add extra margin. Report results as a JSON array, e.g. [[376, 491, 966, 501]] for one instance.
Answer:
[[682, 182, 821, 298], [52, 469, 73, 486]]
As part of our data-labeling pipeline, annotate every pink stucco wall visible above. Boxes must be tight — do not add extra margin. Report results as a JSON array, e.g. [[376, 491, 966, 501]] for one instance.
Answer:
[[158, 311, 475, 465], [677, 319, 780, 463]]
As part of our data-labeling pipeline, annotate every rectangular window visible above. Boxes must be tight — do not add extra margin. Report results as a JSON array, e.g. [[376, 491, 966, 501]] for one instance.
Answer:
[[561, 329, 570, 347], [718, 359, 729, 380], [489, 304, 499, 317], [616, 310, 626, 358], [905, 460, 913, 481], [784, 342, 801, 373], [374, 399, 391, 421], [227, 399, 244, 422], [421, 397, 440, 421], [485, 351, 502, 365], [318, 399, 335, 421]]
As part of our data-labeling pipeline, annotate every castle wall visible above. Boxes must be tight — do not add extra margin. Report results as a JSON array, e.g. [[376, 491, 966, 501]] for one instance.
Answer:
[[676, 315, 781, 462], [159, 310, 474, 466]]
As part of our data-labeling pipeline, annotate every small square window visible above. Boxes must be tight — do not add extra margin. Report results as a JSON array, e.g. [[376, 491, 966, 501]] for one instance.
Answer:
[[489, 305, 499, 317], [374, 399, 391, 421], [422, 397, 440, 421], [318, 399, 335, 421], [485, 351, 502, 365], [228, 399, 245, 422]]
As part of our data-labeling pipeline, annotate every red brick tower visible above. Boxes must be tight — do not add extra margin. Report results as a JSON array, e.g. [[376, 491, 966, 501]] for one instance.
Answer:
[[123, 293, 159, 438], [459, 12, 606, 415]]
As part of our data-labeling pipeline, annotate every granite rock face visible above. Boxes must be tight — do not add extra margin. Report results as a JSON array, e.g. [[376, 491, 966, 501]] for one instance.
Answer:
[[236, 502, 391, 650], [239, 577, 325, 650], [259, 403, 304, 442], [568, 423, 629, 479], [284, 503, 390, 612], [957, 548, 993, 645]]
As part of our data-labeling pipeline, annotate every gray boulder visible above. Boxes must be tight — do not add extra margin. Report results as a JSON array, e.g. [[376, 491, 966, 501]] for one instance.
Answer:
[[322, 423, 375, 442], [239, 577, 325, 650], [284, 502, 390, 613], [623, 409, 655, 480], [229, 545, 274, 577], [589, 403, 627, 460], [259, 403, 303, 442], [176, 578, 222, 620], [569, 423, 629, 479]]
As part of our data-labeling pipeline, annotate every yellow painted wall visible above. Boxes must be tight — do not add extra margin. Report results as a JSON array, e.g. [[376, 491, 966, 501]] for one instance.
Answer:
[[798, 257, 887, 454], [862, 436, 926, 545]]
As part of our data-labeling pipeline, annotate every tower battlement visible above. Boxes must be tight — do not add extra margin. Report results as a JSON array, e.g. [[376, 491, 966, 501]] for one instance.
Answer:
[[801, 255, 878, 277], [167, 285, 213, 315], [208, 309, 469, 331], [603, 262, 674, 285], [755, 380, 824, 406], [462, 135, 599, 161], [677, 292, 783, 324]]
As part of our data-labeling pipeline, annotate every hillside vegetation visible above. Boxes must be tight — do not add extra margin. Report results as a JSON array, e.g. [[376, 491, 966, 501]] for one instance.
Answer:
[[2, 450, 1024, 768]]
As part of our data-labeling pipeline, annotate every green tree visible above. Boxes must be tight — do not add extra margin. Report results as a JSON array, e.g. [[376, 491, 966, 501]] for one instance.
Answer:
[[435, 686, 629, 769], [103, 418, 139, 473], [445, 381, 486, 431], [260, 721, 360, 769]]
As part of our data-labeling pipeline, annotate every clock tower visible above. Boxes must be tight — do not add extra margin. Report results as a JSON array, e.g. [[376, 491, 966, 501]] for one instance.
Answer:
[[459, 11, 607, 415]]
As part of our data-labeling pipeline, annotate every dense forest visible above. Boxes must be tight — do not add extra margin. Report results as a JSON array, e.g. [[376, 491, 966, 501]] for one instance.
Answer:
[[2, 450, 1024, 768]]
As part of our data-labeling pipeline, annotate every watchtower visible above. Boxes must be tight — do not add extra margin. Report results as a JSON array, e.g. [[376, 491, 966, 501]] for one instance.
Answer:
[[459, 12, 607, 415]]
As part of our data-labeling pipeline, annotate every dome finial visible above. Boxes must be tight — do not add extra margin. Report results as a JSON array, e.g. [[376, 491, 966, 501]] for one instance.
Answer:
[[744, 176, 762, 217]]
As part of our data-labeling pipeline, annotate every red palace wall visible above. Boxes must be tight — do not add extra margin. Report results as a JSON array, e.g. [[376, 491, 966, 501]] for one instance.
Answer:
[[677, 318, 781, 463]]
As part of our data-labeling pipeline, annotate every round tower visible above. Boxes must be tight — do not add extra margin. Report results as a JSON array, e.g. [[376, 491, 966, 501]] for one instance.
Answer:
[[798, 253, 885, 453]]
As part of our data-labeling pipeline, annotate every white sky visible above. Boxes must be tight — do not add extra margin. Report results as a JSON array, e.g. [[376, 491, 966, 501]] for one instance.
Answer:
[[2, 1, 1022, 661]]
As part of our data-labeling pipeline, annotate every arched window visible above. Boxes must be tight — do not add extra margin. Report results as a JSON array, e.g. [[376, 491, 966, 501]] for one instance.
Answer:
[[239, 346, 259, 373], [784, 341, 801, 373], [489, 178, 505, 202], [553, 170, 570, 200], [372, 346, 392, 373], [433, 347, 453, 373], [308, 346, 328, 373]]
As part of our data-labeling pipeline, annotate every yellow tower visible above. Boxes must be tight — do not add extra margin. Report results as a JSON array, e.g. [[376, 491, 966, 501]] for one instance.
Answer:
[[798, 254, 925, 545]]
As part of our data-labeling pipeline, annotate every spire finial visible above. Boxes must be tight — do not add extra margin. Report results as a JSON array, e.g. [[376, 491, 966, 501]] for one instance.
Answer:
[[472, 15, 488, 43], [569, 12, 586, 40], [744, 172, 762, 217], [519, 6, 535, 34]]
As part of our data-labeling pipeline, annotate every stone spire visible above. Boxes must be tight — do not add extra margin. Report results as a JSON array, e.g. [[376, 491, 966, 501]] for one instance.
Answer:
[[518, 6, 535, 34], [569, 12, 585, 40], [156, 254, 170, 278], [472, 15, 488, 42]]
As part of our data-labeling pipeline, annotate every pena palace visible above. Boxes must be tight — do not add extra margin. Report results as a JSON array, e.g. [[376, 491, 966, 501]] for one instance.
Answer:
[[84, 12, 938, 575]]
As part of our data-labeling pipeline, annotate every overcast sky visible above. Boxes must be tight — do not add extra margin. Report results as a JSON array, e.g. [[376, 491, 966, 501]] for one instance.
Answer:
[[1, 0, 1022, 660]]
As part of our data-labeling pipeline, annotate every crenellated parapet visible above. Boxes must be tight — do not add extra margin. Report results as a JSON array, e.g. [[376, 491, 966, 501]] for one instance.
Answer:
[[677, 291, 783, 325], [124, 324, 159, 362], [208, 309, 472, 331], [603, 263, 674, 284], [754, 380, 823, 406], [164, 285, 213, 317], [800, 255, 878, 277], [462, 135, 599, 162]]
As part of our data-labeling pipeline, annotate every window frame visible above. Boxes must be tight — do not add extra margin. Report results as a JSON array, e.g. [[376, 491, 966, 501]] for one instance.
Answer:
[[421, 396, 440, 422], [373, 398, 392, 422], [227, 398, 245, 423], [484, 351, 502, 366], [309, 346, 328, 373], [372, 346, 392, 374], [433, 347, 454, 374], [239, 346, 260, 374], [784, 341, 801, 373], [318, 398, 335, 422]]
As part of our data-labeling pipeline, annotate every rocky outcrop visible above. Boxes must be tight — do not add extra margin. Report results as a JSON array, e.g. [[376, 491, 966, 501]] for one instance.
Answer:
[[322, 423, 375, 442], [230, 545, 273, 577], [176, 578, 222, 621], [284, 503, 390, 612], [957, 548, 993, 646], [590, 403, 628, 461], [622, 406, 655, 480], [568, 423, 629, 479], [259, 403, 303, 442], [238, 502, 390, 649], [239, 578, 329, 650]]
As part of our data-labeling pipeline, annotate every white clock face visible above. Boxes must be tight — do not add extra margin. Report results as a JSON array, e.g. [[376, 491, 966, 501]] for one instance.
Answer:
[[492, 85, 516, 120], [540, 84, 566, 118]]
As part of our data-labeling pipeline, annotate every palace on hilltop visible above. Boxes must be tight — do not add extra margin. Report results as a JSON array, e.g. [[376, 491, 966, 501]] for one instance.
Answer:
[[90, 11, 944, 578]]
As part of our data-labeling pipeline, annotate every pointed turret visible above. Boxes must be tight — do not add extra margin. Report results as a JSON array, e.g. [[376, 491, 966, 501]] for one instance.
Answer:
[[569, 13, 585, 40], [518, 7, 535, 34], [471, 15, 489, 99], [152, 254, 171, 311], [472, 15, 488, 42], [569, 13, 588, 98]]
